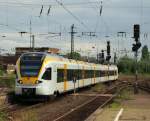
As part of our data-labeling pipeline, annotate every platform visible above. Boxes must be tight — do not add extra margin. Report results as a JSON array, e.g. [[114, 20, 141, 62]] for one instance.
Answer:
[[86, 93, 150, 121]]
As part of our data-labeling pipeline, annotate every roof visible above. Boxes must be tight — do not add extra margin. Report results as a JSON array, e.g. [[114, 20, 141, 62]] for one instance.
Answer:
[[20, 52, 117, 69]]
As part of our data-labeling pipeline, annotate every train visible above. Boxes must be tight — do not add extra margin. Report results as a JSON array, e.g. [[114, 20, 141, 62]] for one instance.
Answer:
[[15, 52, 118, 97]]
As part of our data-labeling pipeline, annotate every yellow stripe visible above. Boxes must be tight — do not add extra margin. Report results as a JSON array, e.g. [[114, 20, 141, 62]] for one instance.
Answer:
[[64, 64, 67, 91], [16, 58, 21, 78], [22, 77, 38, 85], [37, 58, 45, 78]]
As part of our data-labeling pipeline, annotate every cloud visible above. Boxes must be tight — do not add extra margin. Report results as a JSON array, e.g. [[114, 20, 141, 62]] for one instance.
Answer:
[[0, 0, 149, 56]]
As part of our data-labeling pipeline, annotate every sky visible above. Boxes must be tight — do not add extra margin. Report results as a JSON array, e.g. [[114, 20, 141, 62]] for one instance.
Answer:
[[0, 0, 149, 58]]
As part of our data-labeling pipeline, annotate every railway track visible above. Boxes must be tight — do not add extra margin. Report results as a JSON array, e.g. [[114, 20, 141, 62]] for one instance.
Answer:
[[38, 82, 129, 121], [0, 81, 129, 121], [53, 95, 114, 121], [138, 86, 150, 93]]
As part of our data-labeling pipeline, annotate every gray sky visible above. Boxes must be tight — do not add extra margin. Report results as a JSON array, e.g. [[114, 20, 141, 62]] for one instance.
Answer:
[[0, 0, 149, 57]]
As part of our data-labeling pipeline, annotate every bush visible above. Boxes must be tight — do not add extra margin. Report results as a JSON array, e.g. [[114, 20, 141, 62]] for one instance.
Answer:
[[117, 56, 150, 74], [0, 111, 8, 121], [0, 66, 4, 76], [0, 76, 15, 89]]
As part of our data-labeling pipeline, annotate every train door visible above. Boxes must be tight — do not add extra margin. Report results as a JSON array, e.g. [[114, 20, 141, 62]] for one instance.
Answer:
[[41, 65, 56, 95], [52, 64, 57, 93]]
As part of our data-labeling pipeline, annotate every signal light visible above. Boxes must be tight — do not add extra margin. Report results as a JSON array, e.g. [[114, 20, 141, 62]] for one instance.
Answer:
[[132, 42, 141, 52], [136, 41, 141, 50], [134, 24, 140, 39], [132, 44, 136, 52], [107, 41, 110, 55], [106, 55, 111, 61]]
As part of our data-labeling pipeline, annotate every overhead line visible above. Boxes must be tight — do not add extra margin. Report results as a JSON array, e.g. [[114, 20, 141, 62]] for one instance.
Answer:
[[55, 0, 91, 31], [0, 1, 100, 7], [0, 2, 150, 8]]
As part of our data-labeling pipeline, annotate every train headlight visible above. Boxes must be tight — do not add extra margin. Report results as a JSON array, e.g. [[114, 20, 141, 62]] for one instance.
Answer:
[[35, 80, 42, 84], [17, 80, 23, 84]]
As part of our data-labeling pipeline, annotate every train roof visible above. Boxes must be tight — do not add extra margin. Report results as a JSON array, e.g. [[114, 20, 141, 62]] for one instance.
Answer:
[[20, 52, 117, 68]]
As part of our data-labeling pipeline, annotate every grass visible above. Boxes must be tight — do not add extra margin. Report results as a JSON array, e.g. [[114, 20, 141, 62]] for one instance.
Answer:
[[0, 74, 15, 89], [119, 73, 150, 80], [92, 83, 106, 92], [0, 111, 8, 121], [109, 87, 133, 109], [20, 110, 38, 121]]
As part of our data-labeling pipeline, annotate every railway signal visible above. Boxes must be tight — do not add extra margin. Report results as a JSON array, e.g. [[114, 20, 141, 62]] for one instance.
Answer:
[[134, 24, 140, 39], [132, 24, 141, 52], [132, 42, 141, 52], [97, 50, 105, 64], [106, 41, 111, 62], [132, 24, 141, 94]]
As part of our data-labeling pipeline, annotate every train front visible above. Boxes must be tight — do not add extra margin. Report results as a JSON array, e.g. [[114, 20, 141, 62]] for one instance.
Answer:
[[15, 52, 53, 97]]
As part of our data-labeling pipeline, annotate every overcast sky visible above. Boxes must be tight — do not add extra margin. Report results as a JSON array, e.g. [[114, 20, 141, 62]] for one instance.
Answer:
[[0, 0, 149, 57]]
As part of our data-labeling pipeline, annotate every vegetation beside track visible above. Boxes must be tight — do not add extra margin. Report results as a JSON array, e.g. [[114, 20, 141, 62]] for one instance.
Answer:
[[119, 73, 150, 81], [109, 87, 133, 108], [20, 110, 38, 121], [0, 74, 15, 89], [0, 111, 8, 121], [0, 66, 4, 76], [92, 83, 106, 92], [118, 45, 150, 74]]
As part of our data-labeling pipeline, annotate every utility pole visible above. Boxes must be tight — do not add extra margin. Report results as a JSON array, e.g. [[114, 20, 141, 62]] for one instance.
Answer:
[[70, 24, 76, 59], [32, 35, 35, 51], [114, 52, 117, 64], [117, 32, 126, 57], [29, 19, 32, 49]]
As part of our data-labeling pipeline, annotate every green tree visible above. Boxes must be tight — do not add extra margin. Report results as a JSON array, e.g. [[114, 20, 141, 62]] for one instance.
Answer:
[[141, 45, 149, 61], [66, 52, 81, 60], [117, 56, 135, 74]]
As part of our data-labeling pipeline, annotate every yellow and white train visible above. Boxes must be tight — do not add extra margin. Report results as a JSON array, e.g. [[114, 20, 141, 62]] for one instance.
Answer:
[[15, 52, 118, 97]]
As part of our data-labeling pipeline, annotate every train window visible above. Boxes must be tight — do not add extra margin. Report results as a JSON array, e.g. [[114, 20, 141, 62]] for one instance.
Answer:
[[85, 70, 87, 78], [101, 70, 105, 77], [57, 69, 64, 83], [88, 70, 92, 78], [67, 69, 72, 81], [42, 68, 51, 80], [77, 70, 82, 80], [96, 70, 99, 77], [82, 70, 85, 79]]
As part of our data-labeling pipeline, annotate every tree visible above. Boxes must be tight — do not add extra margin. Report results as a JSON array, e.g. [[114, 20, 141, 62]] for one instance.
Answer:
[[141, 45, 149, 61], [117, 56, 135, 74], [66, 52, 81, 60]]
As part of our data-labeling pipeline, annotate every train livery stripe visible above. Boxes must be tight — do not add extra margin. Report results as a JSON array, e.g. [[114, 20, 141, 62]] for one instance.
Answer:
[[64, 64, 67, 91], [22, 77, 38, 85], [17, 59, 21, 78], [38, 59, 45, 78]]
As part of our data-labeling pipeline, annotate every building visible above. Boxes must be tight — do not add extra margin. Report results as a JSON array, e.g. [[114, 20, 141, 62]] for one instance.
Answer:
[[0, 47, 60, 73], [0, 55, 17, 72], [15, 47, 60, 56]]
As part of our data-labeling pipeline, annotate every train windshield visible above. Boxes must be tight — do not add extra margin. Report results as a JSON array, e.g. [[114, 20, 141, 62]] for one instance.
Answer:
[[20, 53, 45, 77]]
